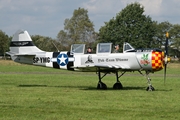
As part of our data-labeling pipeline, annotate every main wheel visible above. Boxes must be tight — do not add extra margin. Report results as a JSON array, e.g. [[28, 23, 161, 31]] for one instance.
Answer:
[[97, 82, 107, 90], [113, 82, 123, 89]]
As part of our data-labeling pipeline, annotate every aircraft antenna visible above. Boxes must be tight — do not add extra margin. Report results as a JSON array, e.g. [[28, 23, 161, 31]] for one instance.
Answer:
[[52, 41, 60, 52]]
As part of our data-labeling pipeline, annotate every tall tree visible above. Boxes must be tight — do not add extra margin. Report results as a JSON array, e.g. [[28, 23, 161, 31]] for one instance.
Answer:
[[99, 2, 157, 49], [155, 21, 173, 48], [57, 7, 96, 49], [0, 30, 9, 59], [169, 24, 180, 61]]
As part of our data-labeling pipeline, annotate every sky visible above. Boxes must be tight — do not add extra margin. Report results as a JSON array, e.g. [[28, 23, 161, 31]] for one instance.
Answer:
[[1, 0, 180, 39]]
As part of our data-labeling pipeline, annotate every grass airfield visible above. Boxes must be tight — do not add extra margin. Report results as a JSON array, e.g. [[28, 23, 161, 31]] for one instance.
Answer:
[[0, 60, 180, 120]]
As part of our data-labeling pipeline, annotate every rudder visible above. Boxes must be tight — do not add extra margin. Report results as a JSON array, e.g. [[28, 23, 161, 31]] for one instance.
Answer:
[[7, 29, 43, 55]]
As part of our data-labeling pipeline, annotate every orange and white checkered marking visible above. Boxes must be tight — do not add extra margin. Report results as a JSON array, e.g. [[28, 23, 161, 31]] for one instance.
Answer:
[[152, 51, 164, 71]]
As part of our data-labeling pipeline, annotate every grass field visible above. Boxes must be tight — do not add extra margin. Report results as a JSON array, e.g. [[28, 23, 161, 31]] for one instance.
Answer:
[[0, 60, 180, 120]]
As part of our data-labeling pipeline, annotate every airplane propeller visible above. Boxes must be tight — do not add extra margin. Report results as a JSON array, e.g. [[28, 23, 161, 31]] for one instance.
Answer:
[[164, 32, 169, 84]]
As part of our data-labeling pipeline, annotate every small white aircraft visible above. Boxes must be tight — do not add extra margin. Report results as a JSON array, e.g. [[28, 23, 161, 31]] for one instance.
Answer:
[[6, 30, 170, 91]]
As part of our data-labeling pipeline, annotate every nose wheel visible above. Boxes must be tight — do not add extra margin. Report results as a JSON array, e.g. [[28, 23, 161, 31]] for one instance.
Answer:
[[144, 71, 155, 91], [138, 71, 155, 91], [146, 85, 155, 91]]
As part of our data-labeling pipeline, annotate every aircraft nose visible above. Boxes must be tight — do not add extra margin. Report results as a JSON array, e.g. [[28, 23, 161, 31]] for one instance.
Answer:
[[167, 57, 171, 62], [163, 51, 171, 64], [151, 51, 164, 71]]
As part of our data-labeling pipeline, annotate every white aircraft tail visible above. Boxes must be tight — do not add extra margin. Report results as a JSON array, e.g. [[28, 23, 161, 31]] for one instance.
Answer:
[[6, 29, 43, 56]]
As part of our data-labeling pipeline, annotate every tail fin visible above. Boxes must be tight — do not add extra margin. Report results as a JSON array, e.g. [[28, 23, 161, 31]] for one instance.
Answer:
[[6, 29, 43, 56]]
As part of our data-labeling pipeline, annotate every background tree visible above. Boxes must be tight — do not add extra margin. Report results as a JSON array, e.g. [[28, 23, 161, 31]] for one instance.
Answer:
[[57, 30, 69, 51], [57, 7, 96, 50], [0, 30, 9, 59], [98, 2, 157, 50], [154, 21, 173, 48], [31, 35, 58, 52], [169, 24, 180, 61]]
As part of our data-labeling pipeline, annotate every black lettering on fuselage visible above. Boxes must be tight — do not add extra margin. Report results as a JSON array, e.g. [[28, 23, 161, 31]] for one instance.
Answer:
[[33, 57, 39, 63], [106, 58, 115, 62], [115, 58, 128, 61], [98, 59, 104, 62], [98, 58, 128, 63], [33, 57, 50, 63]]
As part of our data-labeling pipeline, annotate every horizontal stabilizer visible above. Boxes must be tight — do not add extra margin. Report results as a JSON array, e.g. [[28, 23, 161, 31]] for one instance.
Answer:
[[6, 51, 36, 56]]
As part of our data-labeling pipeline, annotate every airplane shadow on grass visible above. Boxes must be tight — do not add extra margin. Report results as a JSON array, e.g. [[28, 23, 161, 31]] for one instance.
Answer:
[[18, 84, 144, 90], [18, 84, 48, 87], [83, 86, 146, 91], [18, 84, 172, 91]]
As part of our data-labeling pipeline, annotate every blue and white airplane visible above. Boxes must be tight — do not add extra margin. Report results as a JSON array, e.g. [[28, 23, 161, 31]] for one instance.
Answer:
[[6, 30, 170, 91]]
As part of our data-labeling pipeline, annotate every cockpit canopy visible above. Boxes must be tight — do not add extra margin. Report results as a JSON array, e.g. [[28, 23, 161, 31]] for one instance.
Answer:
[[70, 44, 85, 54], [123, 42, 135, 53], [96, 43, 112, 54], [70, 42, 136, 54]]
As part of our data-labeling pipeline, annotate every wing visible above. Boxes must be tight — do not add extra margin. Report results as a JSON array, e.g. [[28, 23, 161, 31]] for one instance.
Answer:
[[6, 51, 36, 56], [94, 63, 130, 69], [73, 63, 130, 72]]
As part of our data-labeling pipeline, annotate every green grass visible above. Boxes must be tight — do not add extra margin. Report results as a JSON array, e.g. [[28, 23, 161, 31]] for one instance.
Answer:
[[0, 60, 180, 120]]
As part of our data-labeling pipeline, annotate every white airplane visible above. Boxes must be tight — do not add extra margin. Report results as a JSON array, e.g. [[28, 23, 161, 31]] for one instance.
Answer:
[[6, 30, 170, 91]]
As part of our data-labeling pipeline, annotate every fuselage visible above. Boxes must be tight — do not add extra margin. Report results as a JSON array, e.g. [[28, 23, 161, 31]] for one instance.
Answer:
[[12, 49, 164, 73], [7, 30, 165, 73]]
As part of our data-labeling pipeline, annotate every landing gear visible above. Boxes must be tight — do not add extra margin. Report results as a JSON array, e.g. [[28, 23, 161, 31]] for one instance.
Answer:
[[113, 81, 123, 89], [97, 81, 107, 90], [113, 71, 125, 89], [96, 68, 108, 90], [96, 68, 124, 90], [146, 85, 155, 91], [145, 71, 155, 91], [138, 70, 155, 91], [96, 68, 155, 91]]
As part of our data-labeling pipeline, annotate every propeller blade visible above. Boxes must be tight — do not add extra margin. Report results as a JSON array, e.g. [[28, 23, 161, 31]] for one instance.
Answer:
[[165, 32, 169, 56], [164, 32, 169, 84], [164, 59, 167, 84]]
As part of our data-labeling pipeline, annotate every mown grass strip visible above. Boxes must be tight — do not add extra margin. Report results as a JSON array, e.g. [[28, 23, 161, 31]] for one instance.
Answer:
[[0, 60, 180, 120]]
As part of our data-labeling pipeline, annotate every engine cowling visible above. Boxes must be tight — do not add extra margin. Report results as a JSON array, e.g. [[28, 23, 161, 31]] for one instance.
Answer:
[[136, 49, 165, 72], [151, 51, 164, 71]]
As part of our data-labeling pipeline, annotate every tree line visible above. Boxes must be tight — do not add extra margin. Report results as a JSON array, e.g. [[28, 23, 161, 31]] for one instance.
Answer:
[[0, 2, 180, 61]]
